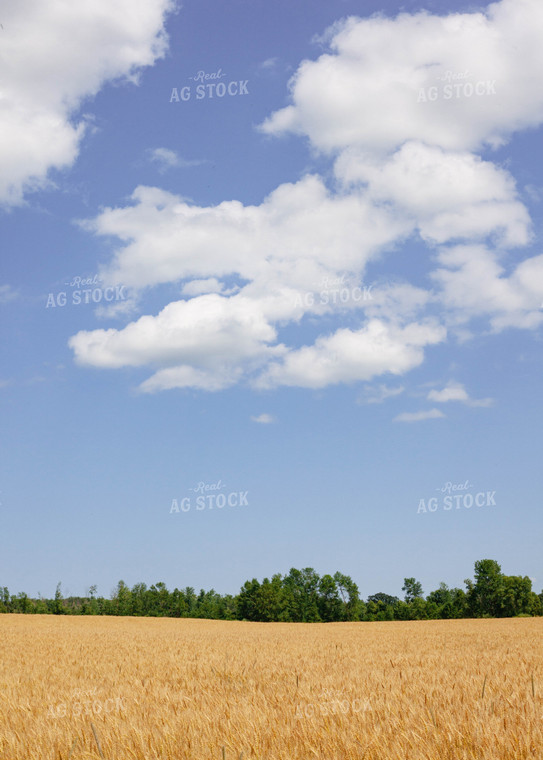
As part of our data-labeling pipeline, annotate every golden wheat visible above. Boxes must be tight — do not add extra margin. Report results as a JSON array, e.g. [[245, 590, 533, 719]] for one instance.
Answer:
[[0, 615, 542, 759]]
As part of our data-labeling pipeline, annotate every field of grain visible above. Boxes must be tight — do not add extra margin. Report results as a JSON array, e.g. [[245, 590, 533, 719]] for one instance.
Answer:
[[0, 616, 542, 760]]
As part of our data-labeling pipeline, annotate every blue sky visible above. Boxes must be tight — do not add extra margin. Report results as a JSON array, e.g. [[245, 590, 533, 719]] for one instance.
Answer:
[[1, 0, 542, 603]]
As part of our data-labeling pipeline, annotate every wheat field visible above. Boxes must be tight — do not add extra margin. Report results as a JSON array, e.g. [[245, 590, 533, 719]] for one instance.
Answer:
[[0, 615, 542, 760]]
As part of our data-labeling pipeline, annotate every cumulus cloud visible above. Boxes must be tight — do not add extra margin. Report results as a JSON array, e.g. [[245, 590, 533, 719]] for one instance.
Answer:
[[70, 172, 439, 391], [85, 178, 408, 292], [147, 148, 207, 173], [0, 0, 174, 206], [258, 58, 280, 73], [69, 293, 287, 391], [0, 285, 19, 304], [181, 278, 226, 296], [428, 381, 494, 407], [431, 246, 543, 331], [66, 0, 543, 398], [359, 384, 405, 404], [394, 409, 446, 423], [251, 413, 276, 424], [428, 381, 469, 403], [255, 320, 446, 390], [140, 365, 241, 394], [335, 142, 531, 247], [261, 0, 543, 154]]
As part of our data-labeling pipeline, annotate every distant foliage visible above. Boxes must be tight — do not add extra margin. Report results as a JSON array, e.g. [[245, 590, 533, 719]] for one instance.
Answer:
[[1, 561, 541, 621]]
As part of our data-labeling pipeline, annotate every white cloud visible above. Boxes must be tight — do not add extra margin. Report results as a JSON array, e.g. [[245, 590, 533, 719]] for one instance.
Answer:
[[428, 381, 469, 403], [0, 0, 174, 206], [86, 178, 409, 292], [258, 0, 541, 338], [181, 278, 226, 296], [94, 297, 139, 321], [428, 381, 493, 407], [258, 57, 280, 73], [255, 319, 445, 390], [431, 246, 543, 331], [362, 282, 434, 324], [261, 0, 543, 155], [251, 413, 276, 424], [140, 365, 241, 394], [66, 0, 543, 397], [70, 172, 429, 393], [69, 293, 287, 392], [359, 384, 405, 404], [394, 409, 446, 423], [68, 293, 445, 391], [147, 148, 207, 173], [0, 285, 19, 304], [335, 142, 531, 247]]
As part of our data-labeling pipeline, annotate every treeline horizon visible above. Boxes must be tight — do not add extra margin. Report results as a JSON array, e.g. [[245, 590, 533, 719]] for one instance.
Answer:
[[1, 559, 542, 622]]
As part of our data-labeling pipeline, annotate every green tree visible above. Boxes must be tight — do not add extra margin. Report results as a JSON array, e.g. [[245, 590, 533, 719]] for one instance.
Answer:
[[317, 574, 342, 622], [237, 579, 261, 621], [499, 575, 532, 617], [53, 583, 65, 615], [154, 582, 172, 616], [402, 577, 424, 603], [144, 582, 171, 616], [367, 593, 399, 607], [196, 589, 221, 619], [97, 595, 112, 615], [410, 596, 429, 619], [427, 582, 452, 607], [393, 600, 411, 620], [86, 585, 99, 615], [171, 587, 188, 617], [34, 594, 48, 614], [183, 587, 197, 617], [0, 586, 10, 613], [333, 572, 362, 621], [365, 593, 399, 621], [466, 559, 503, 617], [450, 588, 468, 618], [112, 580, 132, 616], [283, 568, 321, 622], [528, 591, 543, 616], [130, 583, 148, 615], [255, 575, 289, 622], [10, 592, 32, 614], [218, 593, 238, 620]]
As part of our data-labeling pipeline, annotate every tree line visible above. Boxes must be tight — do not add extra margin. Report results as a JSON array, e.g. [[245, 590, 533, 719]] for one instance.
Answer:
[[1, 560, 541, 621]]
